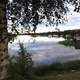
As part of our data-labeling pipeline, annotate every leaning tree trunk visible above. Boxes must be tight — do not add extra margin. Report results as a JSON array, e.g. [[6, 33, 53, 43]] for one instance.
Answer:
[[0, 0, 8, 80]]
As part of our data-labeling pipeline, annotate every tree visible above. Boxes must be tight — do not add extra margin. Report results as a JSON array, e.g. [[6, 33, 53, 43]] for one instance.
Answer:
[[7, 43, 33, 80], [69, 0, 80, 12], [0, 0, 9, 79], [0, 0, 80, 79], [7, 0, 68, 33]]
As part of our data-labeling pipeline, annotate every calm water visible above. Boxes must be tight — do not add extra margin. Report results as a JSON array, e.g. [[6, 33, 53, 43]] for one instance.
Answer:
[[8, 35, 80, 65]]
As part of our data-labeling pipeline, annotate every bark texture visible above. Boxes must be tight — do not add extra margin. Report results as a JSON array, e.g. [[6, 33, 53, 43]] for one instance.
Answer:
[[0, 0, 8, 80]]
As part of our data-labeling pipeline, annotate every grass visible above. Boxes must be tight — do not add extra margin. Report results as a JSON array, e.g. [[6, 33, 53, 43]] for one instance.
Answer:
[[37, 71, 80, 80], [33, 60, 80, 80], [33, 60, 80, 76]]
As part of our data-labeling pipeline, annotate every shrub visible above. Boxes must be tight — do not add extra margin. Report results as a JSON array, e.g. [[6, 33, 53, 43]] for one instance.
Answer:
[[7, 43, 33, 80], [59, 39, 75, 46]]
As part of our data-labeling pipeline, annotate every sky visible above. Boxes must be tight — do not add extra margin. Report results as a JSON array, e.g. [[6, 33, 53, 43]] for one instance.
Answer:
[[36, 4, 80, 32], [9, 0, 13, 2]]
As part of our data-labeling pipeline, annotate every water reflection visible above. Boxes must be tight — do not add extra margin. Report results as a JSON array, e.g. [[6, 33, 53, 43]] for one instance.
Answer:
[[8, 35, 65, 53], [9, 35, 65, 44], [28, 37, 36, 43], [8, 36, 80, 65]]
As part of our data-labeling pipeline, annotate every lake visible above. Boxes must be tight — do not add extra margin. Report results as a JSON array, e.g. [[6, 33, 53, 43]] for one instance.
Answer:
[[8, 35, 80, 65]]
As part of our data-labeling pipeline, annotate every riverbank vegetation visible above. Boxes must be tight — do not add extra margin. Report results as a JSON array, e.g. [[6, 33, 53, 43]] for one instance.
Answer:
[[7, 43, 33, 80], [33, 60, 80, 80], [59, 39, 75, 47], [59, 38, 80, 49]]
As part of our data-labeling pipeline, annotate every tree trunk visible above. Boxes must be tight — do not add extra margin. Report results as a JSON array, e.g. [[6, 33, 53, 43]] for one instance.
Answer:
[[0, 0, 8, 80]]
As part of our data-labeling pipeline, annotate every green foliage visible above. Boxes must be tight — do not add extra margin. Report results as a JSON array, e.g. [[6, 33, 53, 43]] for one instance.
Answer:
[[7, 0, 68, 33], [59, 39, 80, 49], [74, 40, 80, 49], [59, 39, 75, 46], [6, 0, 80, 33], [7, 43, 33, 80], [33, 60, 80, 76]]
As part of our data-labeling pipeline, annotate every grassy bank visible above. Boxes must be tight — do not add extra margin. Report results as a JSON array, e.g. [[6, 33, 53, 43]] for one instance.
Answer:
[[59, 39, 80, 49], [36, 71, 80, 80], [33, 60, 80, 80], [59, 39, 75, 46], [33, 60, 80, 76]]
